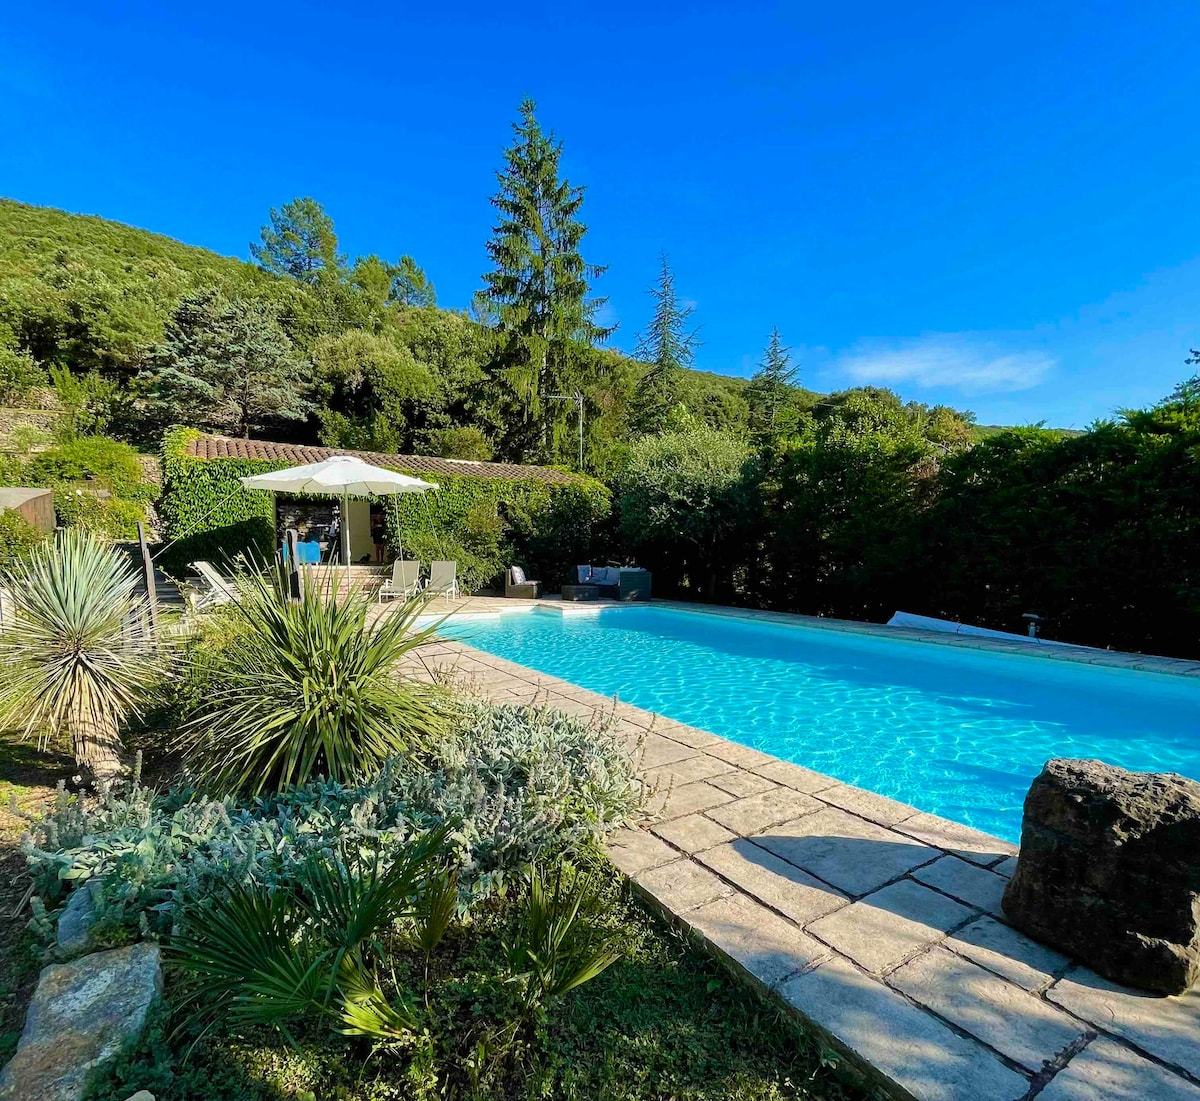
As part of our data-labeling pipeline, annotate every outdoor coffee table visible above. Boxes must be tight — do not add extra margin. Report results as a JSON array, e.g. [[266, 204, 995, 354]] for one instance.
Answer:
[[561, 583, 600, 602]]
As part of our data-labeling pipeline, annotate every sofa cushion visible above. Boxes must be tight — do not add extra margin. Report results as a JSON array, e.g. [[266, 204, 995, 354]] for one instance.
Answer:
[[510, 565, 527, 585]]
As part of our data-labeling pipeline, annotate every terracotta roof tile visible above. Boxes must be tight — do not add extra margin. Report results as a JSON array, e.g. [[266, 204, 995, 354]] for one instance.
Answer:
[[185, 433, 576, 486]]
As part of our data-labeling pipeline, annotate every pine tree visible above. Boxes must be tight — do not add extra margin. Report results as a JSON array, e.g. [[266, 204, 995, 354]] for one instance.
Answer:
[[480, 99, 611, 460], [391, 255, 436, 307], [634, 254, 698, 434], [746, 326, 800, 436], [251, 197, 344, 284], [140, 289, 312, 437]]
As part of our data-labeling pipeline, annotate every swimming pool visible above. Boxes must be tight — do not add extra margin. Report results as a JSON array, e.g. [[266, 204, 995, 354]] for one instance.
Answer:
[[440, 605, 1200, 842]]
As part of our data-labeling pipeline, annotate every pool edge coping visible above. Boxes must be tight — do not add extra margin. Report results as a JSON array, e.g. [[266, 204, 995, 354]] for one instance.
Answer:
[[406, 632, 1200, 1101]]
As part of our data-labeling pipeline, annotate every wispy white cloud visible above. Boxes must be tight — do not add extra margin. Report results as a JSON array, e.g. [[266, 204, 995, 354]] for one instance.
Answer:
[[838, 335, 1055, 395]]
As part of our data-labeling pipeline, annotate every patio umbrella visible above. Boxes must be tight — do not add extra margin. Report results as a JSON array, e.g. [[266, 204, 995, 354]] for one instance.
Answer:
[[240, 456, 438, 585]]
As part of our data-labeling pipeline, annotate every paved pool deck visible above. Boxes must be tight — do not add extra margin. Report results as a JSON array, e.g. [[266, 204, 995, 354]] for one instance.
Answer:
[[399, 597, 1200, 1101]]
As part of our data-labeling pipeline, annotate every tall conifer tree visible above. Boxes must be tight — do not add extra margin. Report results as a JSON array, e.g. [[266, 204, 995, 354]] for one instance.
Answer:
[[746, 326, 800, 436], [634, 254, 698, 434], [480, 99, 611, 460]]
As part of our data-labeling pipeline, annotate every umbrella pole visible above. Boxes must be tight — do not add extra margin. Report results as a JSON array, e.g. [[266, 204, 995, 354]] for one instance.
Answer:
[[342, 490, 351, 594]]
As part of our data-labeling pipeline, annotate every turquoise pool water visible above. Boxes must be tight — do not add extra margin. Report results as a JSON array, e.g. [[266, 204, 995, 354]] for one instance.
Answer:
[[440, 606, 1200, 842]]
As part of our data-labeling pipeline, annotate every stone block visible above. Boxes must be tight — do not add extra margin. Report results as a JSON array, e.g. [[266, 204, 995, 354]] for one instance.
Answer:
[[56, 879, 102, 955], [0, 943, 162, 1101], [1003, 758, 1200, 994]]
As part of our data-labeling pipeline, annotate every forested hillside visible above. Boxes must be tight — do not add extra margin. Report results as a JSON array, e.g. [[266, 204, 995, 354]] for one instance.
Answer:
[[0, 191, 841, 474]]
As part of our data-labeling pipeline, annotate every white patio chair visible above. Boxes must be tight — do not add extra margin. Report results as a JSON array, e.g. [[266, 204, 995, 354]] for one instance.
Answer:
[[378, 559, 422, 602], [427, 560, 459, 600], [187, 561, 240, 611]]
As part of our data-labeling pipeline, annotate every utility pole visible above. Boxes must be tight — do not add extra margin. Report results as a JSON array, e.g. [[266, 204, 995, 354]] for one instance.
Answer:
[[548, 391, 584, 471]]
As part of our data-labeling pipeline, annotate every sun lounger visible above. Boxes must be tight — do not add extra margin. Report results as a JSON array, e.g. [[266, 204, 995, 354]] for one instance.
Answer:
[[187, 560, 240, 611], [378, 559, 422, 602], [427, 560, 459, 600]]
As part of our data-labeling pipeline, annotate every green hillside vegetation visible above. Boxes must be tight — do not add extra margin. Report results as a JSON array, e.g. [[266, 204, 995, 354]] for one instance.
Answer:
[[0, 185, 967, 473], [2, 96, 1198, 658]]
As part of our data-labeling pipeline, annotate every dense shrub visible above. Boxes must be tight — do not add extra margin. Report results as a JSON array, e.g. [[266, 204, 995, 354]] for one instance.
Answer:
[[615, 423, 756, 599], [20, 700, 644, 938], [0, 434, 156, 538], [0, 510, 48, 560]]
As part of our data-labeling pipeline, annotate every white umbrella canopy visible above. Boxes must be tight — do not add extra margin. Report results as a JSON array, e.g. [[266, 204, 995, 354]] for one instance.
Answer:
[[240, 456, 438, 578]]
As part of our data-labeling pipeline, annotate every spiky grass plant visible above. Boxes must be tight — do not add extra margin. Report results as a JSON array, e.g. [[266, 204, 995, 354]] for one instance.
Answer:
[[0, 528, 158, 780], [180, 567, 449, 794]]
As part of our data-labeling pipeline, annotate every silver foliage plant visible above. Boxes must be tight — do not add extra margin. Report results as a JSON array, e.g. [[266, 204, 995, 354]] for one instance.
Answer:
[[19, 700, 646, 938]]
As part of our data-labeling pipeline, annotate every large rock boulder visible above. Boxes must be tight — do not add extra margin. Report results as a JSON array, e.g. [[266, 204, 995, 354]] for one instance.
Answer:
[[0, 942, 162, 1101], [1002, 758, 1200, 994]]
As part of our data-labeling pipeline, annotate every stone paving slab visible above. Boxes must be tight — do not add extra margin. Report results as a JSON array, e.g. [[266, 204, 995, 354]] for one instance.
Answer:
[[650, 779, 735, 819], [946, 916, 1070, 993], [779, 956, 1031, 1101], [817, 783, 921, 827], [890, 947, 1091, 1073], [696, 840, 848, 926], [753, 808, 939, 896], [707, 768, 779, 798], [912, 855, 1008, 917], [1046, 968, 1200, 1080], [422, 600, 1200, 1101], [634, 858, 735, 915], [606, 827, 678, 877], [643, 753, 736, 788], [689, 892, 831, 989], [807, 880, 974, 976], [749, 758, 840, 793], [651, 813, 737, 854], [893, 812, 1017, 867], [1036, 1037, 1200, 1100], [705, 786, 822, 835]]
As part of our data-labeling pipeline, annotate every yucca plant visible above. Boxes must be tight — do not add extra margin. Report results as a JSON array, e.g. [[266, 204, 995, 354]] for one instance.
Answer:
[[180, 565, 449, 794], [0, 529, 157, 780]]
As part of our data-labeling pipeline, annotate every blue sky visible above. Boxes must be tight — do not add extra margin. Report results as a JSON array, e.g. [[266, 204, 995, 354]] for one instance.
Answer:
[[3, 1, 1199, 427]]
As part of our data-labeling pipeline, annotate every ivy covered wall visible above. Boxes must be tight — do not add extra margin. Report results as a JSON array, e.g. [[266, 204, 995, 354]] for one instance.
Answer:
[[158, 428, 611, 590]]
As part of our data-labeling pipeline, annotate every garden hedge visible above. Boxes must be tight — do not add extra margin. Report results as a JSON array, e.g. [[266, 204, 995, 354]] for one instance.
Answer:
[[158, 427, 611, 589]]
